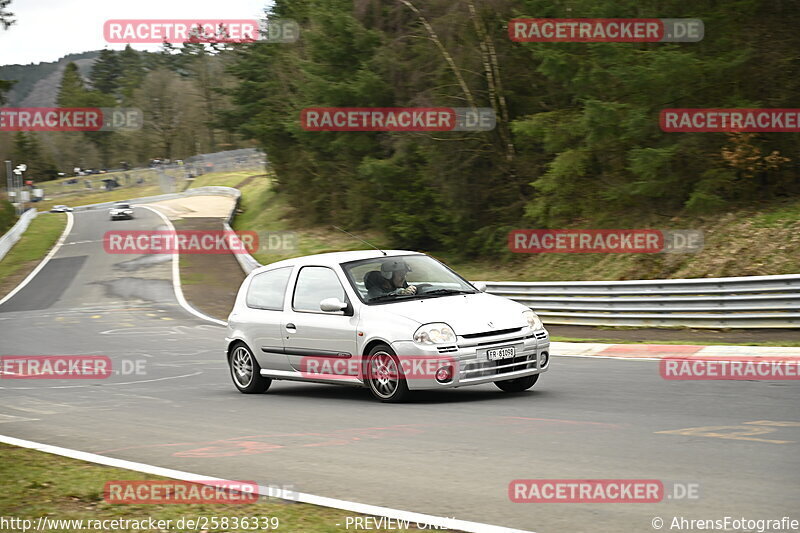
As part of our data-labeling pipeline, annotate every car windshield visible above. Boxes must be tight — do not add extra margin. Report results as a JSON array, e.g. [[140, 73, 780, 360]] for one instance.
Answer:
[[114, 203, 130, 208], [341, 254, 477, 304]]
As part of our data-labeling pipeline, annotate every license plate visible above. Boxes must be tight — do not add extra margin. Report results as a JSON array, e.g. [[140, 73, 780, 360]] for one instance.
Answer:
[[487, 346, 515, 361]]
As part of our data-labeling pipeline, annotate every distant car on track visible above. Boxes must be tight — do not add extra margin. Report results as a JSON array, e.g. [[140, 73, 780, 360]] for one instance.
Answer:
[[109, 202, 134, 220], [50, 205, 73, 213], [225, 250, 550, 402]]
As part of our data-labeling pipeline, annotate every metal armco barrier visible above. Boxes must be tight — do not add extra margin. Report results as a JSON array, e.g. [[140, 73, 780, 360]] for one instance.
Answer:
[[93, 187, 797, 330], [0, 209, 37, 262], [478, 275, 800, 328]]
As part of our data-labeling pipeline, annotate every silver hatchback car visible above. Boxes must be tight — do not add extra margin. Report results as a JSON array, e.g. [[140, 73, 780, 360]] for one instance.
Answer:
[[225, 250, 550, 402]]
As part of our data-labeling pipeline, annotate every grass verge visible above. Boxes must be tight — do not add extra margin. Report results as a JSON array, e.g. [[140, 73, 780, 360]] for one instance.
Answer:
[[0, 212, 67, 300], [229, 174, 800, 280], [87, 169, 797, 346], [0, 443, 429, 532], [232, 175, 392, 266], [36, 185, 164, 212], [33, 169, 261, 212]]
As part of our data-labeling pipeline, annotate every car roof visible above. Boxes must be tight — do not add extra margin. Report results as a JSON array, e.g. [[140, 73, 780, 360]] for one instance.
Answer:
[[251, 250, 424, 274]]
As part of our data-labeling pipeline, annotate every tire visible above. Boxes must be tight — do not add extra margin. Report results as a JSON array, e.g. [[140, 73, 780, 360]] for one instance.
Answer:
[[494, 373, 539, 393], [364, 344, 410, 403], [229, 342, 272, 394]]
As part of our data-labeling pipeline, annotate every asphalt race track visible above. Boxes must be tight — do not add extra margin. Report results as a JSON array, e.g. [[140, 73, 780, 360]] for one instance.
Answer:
[[1, 207, 798, 532]]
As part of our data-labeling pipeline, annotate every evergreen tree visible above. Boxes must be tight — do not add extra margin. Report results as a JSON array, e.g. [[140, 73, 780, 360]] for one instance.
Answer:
[[57, 62, 87, 106], [90, 49, 121, 95], [0, 0, 16, 104], [116, 45, 147, 102], [0, 79, 13, 105], [11, 133, 59, 181]]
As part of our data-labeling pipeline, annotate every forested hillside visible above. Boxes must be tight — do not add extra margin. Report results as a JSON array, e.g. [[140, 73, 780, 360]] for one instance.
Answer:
[[0, 52, 98, 107], [0, 44, 252, 178], [2, 0, 799, 260], [222, 0, 800, 256]]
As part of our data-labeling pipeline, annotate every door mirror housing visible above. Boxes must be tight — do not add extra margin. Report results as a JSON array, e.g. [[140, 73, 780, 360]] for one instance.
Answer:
[[473, 282, 487, 293], [320, 297, 348, 312]]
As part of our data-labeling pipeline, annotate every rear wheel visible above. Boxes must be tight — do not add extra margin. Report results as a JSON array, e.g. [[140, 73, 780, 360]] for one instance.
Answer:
[[364, 344, 410, 403], [495, 373, 539, 393], [229, 343, 272, 394]]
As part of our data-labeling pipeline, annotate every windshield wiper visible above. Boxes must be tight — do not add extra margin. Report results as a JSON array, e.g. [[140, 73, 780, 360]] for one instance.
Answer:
[[419, 289, 475, 297], [368, 293, 413, 302]]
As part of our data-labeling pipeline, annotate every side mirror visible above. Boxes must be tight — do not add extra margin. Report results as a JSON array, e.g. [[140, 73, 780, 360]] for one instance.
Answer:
[[473, 282, 487, 293], [320, 297, 347, 312]]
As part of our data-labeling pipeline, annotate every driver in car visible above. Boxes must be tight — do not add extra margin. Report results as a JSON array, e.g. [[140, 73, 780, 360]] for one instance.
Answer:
[[365, 260, 417, 299]]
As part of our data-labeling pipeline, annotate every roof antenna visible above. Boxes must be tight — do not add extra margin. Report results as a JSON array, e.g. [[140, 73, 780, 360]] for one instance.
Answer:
[[333, 226, 387, 256]]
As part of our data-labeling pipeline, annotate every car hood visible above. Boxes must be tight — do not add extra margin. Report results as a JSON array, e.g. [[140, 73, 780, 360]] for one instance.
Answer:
[[378, 292, 529, 335]]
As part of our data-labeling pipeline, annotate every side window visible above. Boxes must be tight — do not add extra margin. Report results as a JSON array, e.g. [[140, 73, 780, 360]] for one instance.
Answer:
[[246, 267, 292, 310], [293, 266, 346, 313]]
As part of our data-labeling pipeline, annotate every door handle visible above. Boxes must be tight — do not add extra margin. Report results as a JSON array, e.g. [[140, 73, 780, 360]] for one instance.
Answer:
[[285, 323, 297, 332]]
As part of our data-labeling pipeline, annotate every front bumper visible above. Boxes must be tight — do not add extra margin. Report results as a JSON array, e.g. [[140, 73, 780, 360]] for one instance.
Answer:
[[391, 328, 550, 390]]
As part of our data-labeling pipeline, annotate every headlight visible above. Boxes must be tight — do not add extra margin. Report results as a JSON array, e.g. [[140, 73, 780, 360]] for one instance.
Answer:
[[523, 310, 543, 330], [413, 323, 456, 345]]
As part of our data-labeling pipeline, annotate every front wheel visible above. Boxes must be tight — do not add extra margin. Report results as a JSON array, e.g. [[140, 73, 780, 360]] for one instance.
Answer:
[[229, 343, 272, 394], [495, 373, 539, 393], [364, 345, 410, 403]]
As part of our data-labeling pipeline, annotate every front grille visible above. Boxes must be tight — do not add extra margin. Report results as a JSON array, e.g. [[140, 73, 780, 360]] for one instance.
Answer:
[[437, 346, 458, 353], [462, 355, 536, 379], [461, 327, 523, 339], [534, 331, 548, 340], [495, 354, 529, 375], [468, 335, 527, 348]]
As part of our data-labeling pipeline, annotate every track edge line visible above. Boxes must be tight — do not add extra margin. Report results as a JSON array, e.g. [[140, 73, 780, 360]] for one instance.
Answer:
[[0, 211, 74, 308], [136, 205, 226, 327], [0, 434, 534, 533]]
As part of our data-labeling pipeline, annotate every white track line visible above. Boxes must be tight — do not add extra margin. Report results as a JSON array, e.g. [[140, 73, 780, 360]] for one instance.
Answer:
[[136, 205, 226, 326], [0, 434, 535, 533], [0, 211, 74, 307], [0, 371, 203, 390]]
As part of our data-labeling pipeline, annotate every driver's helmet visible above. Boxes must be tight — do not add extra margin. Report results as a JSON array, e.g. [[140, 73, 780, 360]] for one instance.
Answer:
[[380, 259, 412, 279]]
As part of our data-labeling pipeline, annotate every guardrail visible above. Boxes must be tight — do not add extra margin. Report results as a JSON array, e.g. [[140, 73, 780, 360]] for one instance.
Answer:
[[0, 209, 37, 262], [129, 189, 798, 330], [479, 275, 800, 328], [70, 185, 244, 212]]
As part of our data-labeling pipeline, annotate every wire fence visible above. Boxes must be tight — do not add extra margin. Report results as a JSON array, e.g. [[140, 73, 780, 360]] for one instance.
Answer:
[[29, 148, 267, 201]]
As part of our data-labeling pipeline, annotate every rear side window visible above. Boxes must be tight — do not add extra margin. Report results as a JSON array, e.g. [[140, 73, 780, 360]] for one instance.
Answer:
[[292, 266, 346, 312], [246, 267, 292, 310]]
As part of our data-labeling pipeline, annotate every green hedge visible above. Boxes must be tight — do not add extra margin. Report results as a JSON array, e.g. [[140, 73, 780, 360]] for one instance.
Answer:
[[0, 198, 17, 235]]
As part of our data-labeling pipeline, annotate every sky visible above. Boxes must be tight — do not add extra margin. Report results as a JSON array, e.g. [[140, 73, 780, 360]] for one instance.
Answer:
[[0, 0, 271, 66]]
